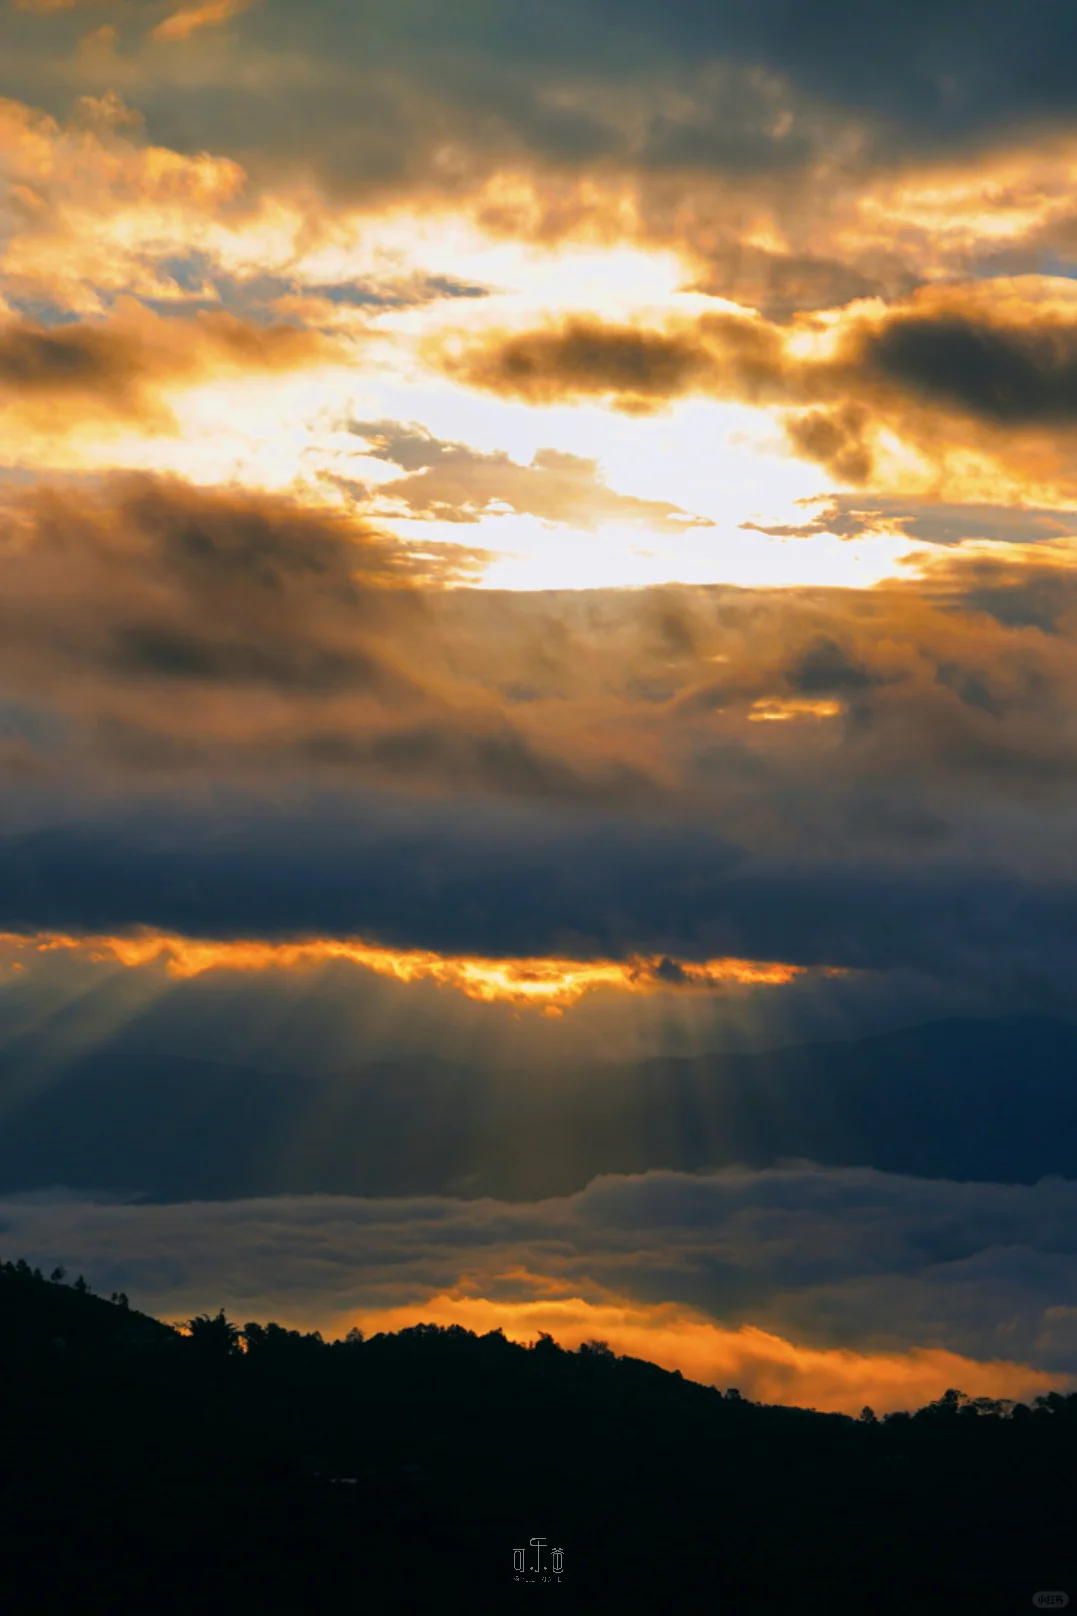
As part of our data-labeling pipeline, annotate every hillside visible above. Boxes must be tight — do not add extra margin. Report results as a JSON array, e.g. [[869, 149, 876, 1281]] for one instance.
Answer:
[[0, 1260, 1074, 1613]]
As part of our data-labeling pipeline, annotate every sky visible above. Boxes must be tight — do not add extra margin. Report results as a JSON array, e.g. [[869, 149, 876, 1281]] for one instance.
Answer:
[[3, 0, 1077, 1413]]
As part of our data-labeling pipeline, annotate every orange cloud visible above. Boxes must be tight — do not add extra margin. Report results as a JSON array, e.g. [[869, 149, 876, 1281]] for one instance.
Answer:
[[152, 0, 257, 42], [11, 1, 111, 10], [3, 468, 1077, 817], [0, 93, 248, 317], [340, 1292, 1067, 1415], [0, 90, 244, 211], [0, 300, 339, 433], [0, 929, 825, 1010], [435, 279, 1077, 502], [748, 698, 843, 722]]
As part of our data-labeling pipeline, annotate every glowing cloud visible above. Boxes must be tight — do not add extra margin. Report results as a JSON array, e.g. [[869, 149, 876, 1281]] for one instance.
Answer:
[[341, 1292, 1067, 1416], [151, 0, 257, 41], [0, 930, 830, 1010]]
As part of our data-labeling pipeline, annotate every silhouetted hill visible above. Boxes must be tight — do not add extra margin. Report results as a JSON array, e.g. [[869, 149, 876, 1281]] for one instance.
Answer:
[[1, 1259, 1075, 1613], [1, 1015, 1076, 1199]]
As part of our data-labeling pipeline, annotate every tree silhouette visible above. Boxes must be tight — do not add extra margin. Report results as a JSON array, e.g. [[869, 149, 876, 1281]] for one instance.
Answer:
[[0, 1255, 1075, 1614], [184, 1309, 242, 1359]]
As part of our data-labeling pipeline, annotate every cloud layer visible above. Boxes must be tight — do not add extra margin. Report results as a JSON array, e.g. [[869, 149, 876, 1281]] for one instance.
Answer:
[[0, 471, 1075, 1009], [4, 1163, 1076, 1410]]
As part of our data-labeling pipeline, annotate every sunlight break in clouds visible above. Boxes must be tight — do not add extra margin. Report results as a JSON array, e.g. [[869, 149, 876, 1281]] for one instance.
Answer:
[[0, 88, 947, 591], [0, 930, 829, 1011], [6, 0, 1077, 1447]]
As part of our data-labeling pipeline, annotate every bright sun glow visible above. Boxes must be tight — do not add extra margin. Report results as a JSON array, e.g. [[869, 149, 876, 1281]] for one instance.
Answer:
[[0, 930, 841, 1012], [0, 191, 944, 592]]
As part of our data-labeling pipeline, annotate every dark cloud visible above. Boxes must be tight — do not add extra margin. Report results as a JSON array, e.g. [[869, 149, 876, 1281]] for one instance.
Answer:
[[3, 1160, 1077, 1382], [578, 0, 1077, 148], [427, 310, 777, 411], [0, 472, 437, 699], [0, 474, 674, 802], [945, 569, 1077, 636], [865, 309, 1077, 426], [689, 247, 883, 323], [2, 475, 1077, 992], [14, 0, 1077, 185], [784, 636, 880, 696], [6, 788, 1077, 998], [934, 661, 1003, 718], [437, 317, 717, 411], [783, 404, 873, 484]]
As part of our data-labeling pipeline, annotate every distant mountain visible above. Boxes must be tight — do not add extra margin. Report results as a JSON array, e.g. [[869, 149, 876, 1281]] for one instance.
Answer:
[[0, 1015, 1075, 1200], [1, 1261, 1075, 1614]]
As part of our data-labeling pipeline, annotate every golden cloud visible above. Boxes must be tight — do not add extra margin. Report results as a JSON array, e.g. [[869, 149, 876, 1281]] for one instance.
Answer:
[[462, 124, 1077, 321], [0, 301, 339, 434], [1, 472, 1076, 816], [11, 1, 111, 10], [436, 278, 1077, 502], [340, 1292, 1066, 1415], [1, 929, 823, 1010], [0, 93, 248, 317], [352, 420, 711, 532], [151, 0, 257, 42]]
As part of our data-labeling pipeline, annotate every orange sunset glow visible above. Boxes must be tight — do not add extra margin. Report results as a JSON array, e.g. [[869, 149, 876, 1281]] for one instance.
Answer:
[[340, 1292, 1066, 1416], [1, 929, 824, 1008], [3, 2, 1077, 1602]]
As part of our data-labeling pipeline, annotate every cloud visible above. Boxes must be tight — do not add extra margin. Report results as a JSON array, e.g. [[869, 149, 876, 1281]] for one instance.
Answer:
[[3, 1164, 1077, 1410], [0, 926, 813, 1010], [9, 0, 256, 27], [435, 316, 720, 412], [865, 294, 1077, 426], [783, 635, 881, 696], [0, 470, 468, 690], [10, 4, 1077, 325], [0, 300, 338, 432], [0, 472, 674, 804], [347, 1293, 1059, 1415], [438, 281, 1077, 499], [10, 1, 112, 10], [3, 475, 1077, 991], [0, 93, 248, 319], [151, 0, 257, 42], [687, 245, 883, 322], [349, 420, 711, 531], [741, 496, 1077, 548], [5, 785, 1077, 992]]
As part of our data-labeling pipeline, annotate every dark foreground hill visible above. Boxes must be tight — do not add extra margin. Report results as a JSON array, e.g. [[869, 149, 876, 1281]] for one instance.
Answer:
[[0, 1261, 1075, 1614]]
